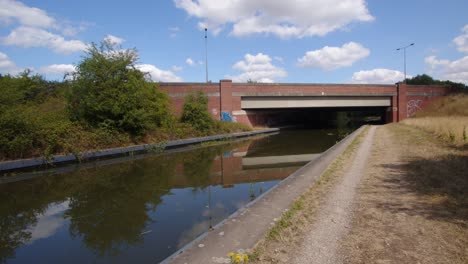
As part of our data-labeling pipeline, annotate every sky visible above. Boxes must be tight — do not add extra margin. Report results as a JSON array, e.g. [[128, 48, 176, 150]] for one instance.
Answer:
[[0, 0, 467, 84]]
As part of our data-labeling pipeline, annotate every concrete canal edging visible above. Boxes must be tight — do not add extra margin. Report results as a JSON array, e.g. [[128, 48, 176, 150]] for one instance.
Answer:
[[0, 128, 279, 173], [163, 125, 367, 264]]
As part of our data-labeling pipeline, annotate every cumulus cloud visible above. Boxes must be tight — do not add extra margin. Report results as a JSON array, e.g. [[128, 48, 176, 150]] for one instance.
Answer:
[[0, 1, 88, 54], [2, 26, 87, 54], [0, 0, 55, 28], [135, 64, 183, 82], [0, 52, 16, 69], [104, 34, 125, 45], [226, 53, 287, 83], [453, 25, 468, 53], [298, 42, 370, 70], [425, 55, 468, 84], [174, 0, 374, 38], [352, 69, 406, 84], [38, 64, 76, 75], [185, 57, 195, 66], [0, 51, 23, 75]]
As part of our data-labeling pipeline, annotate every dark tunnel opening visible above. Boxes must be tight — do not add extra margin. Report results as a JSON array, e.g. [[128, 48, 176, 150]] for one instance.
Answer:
[[245, 107, 388, 129]]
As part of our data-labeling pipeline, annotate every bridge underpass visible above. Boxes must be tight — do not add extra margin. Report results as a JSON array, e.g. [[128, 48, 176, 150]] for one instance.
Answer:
[[235, 96, 391, 128]]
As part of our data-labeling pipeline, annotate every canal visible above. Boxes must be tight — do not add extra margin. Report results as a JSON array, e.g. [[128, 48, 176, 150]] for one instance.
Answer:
[[0, 129, 344, 263]]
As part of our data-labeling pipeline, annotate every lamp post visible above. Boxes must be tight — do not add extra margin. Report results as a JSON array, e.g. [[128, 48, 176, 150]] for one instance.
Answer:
[[396, 43, 414, 83], [204, 28, 208, 83]]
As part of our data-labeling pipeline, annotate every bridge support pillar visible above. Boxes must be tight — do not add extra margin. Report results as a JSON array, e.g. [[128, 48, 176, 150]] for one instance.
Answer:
[[397, 82, 407, 121], [220, 80, 233, 121]]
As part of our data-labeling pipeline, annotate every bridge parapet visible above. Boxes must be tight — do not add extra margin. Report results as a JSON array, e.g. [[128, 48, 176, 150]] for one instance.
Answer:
[[159, 80, 453, 127]]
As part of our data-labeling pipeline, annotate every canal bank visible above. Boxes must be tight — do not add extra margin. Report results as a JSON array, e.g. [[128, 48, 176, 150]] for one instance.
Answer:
[[164, 125, 367, 264], [0, 128, 280, 173]]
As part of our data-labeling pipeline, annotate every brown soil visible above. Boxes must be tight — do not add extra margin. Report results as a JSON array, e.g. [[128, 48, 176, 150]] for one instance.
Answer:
[[340, 124, 468, 264]]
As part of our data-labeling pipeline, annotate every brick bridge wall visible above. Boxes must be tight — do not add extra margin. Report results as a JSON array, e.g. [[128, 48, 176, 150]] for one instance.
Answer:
[[159, 80, 453, 127]]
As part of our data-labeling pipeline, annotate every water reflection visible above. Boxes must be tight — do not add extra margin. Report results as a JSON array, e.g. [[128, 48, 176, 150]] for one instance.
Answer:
[[0, 129, 339, 263]]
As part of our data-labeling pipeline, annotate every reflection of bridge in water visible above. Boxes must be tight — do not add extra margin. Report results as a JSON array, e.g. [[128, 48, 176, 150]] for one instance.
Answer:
[[170, 144, 322, 188]]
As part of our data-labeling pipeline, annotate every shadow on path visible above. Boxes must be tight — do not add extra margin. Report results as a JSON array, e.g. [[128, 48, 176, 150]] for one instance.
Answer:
[[378, 153, 468, 227]]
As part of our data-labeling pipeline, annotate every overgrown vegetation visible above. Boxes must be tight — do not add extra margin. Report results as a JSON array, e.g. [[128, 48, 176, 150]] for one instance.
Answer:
[[68, 42, 171, 136], [403, 94, 468, 146], [181, 92, 215, 133], [0, 41, 250, 161]]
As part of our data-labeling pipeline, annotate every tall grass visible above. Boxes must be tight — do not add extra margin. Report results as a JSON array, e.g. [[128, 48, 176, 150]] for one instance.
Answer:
[[403, 94, 468, 146], [415, 94, 468, 117], [403, 117, 467, 146]]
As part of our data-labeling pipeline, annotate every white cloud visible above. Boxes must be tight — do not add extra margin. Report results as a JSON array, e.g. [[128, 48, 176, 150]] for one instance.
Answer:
[[0, 0, 55, 28], [2, 26, 87, 54], [298, 42, 370, 70], [453, 25, 468, 53], [352, 69, 406, 84], [104, 34, 124, 45], [185, 57, 195, 66], [135, 64, 183, 82], [38, 64, 76, 75], [171, 65, 183, 72], [425, 55, 468, 84], [0, 52, 15, 69], [226, 53, 287, 83], [0, 52, 21, 74], [425, 55, 449, 70], [174, 0, 374, 38]]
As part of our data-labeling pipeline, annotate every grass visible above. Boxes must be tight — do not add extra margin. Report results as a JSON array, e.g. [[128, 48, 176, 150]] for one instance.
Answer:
[[402, 116, 467, 146], [402, 93, 468, 146], [249, 126, 369, 262], [388, 124, 468, 215], [414, 93, 468, 117]]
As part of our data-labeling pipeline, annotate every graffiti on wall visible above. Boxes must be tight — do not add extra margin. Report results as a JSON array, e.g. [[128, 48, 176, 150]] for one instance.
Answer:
[[407, 99, 422, 117]]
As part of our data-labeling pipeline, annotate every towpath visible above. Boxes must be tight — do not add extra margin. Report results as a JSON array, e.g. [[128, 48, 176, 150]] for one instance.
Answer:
[[290, 126, 376, 263]]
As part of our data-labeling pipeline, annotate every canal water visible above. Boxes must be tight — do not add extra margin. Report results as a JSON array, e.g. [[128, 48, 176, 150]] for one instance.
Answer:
[[0, 129, 342, 263]]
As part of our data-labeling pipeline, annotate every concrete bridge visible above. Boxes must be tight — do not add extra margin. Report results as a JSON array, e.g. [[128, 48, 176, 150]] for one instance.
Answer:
[[160, 80, 453, 127]]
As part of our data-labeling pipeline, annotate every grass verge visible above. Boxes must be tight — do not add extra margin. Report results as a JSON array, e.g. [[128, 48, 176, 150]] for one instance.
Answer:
[[249, 126, 369, 263], [402, 116, 467, 146]]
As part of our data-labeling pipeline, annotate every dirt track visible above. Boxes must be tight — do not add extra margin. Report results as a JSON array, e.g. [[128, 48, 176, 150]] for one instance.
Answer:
[[252, 124, 468, 264], [290, 126, 376, 263]]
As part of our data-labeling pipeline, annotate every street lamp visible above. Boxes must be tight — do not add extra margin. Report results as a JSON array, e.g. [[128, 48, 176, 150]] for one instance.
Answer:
[[396, 43, 414, 83], [204, 28, 208, 83]]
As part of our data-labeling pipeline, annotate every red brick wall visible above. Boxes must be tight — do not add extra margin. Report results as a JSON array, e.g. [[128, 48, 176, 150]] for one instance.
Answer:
[[158, 81, 453, 126], [159, 82, 221, 119], [405, 85, 452, 118]]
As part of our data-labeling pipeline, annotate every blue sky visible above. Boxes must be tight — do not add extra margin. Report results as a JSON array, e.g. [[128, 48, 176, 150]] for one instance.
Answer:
[[0, 0, 467, 84]]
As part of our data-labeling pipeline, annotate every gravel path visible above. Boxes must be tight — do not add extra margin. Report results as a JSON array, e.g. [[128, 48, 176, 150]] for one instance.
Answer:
[[291, 126, 376, 264]]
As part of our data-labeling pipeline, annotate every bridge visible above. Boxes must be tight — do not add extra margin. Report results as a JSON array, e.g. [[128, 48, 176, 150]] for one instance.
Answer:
[[160, 80, 453, 127]]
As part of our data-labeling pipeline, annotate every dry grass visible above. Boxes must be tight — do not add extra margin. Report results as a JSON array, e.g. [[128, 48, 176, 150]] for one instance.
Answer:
[[415, 93, 468, 117], [341, 124, 468, 264], [402, 93, 468, 146], [402, 116, 468, 146], [249, 126, 369, 263]]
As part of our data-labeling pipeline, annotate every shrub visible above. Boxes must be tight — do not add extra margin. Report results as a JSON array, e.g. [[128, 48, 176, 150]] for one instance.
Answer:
[[180, 92, 214, 132], [67, 41, 171, 136]]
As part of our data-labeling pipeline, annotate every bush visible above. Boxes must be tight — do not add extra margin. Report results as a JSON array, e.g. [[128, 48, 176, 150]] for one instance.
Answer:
[[67, 41, 171, 136], [180, 92, 215, 133]]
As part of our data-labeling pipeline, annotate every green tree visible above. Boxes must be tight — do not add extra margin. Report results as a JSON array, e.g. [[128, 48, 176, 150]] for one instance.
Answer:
[[406, 74, 467, 90], [67, 41, 170, 135], [180, 92, 214, 132]]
